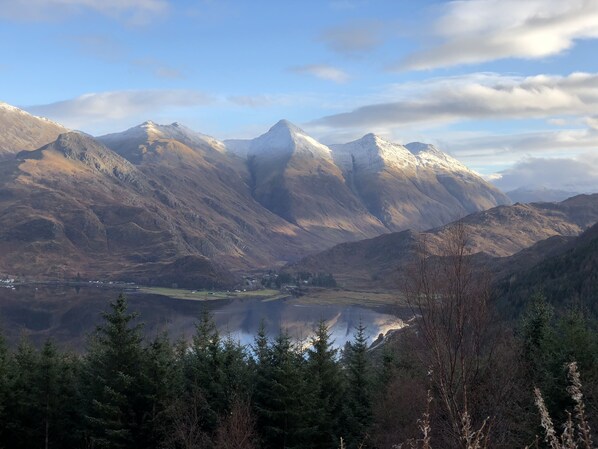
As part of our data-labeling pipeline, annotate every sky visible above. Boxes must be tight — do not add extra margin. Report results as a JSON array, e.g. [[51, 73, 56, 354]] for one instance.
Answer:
[[2, 0, 598, 192]]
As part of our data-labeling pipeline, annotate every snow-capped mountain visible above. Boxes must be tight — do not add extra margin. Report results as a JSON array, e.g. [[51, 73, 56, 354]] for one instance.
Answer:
[[0, 101, 514, 285], [331, 133, 417, 173], [330, 134, 511, 230], [99, 121, 226, 164], [244, 120, 387, 241], [0, 101, 67, 159]]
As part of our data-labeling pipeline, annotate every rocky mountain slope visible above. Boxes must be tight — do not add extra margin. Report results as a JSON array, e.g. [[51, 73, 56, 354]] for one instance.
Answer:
[[0, 101, 515, 286], [0, 101, 67, 160], [330, 135, 510, 230], [289, 195, 598, 289], [0, 132, 238, 287], [231, 120, 387, 243]]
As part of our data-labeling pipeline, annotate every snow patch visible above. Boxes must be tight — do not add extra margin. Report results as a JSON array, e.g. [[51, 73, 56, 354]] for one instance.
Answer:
[[248, 119, 333, 159]]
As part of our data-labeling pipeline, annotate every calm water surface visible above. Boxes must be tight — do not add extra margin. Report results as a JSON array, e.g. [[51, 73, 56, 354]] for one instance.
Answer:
[[0, 285, 408, 351]]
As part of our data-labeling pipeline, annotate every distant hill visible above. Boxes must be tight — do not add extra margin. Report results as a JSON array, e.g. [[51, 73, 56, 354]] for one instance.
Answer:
[[289, 195, 598, 290], [506, 186, 580, 204], [495, 221, 598, 315]]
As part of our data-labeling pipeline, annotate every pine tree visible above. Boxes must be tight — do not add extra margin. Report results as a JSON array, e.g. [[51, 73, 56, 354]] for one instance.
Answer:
[[188, 309, 224, 432], [84, 293, 145, 449], [344, 321, 373, 448], [139, 333, 178, 449], [306, 320, 345, 449], [254, 331, 311, 449], [0, 330, 8, 443]]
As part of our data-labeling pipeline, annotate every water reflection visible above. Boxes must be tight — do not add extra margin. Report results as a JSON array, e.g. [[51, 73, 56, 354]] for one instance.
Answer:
[[0, 285, 408, 351]]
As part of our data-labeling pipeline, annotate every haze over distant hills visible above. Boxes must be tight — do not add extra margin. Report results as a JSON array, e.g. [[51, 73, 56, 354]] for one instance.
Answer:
[[0, 101, 529, 287]]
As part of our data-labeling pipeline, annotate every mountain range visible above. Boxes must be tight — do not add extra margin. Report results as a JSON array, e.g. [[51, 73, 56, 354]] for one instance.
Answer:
[[1, 100, 580, 289], [288, 194, 598, 290]]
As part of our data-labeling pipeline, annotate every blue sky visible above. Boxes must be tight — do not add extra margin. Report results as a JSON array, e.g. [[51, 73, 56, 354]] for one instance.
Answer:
[[2, 0, 598, 191]]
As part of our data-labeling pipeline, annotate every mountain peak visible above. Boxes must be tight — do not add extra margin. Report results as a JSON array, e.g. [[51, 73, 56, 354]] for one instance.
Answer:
[[330, 134, 416, 173], [406, 142, 472, 174], [250, 120, 332, 159], [0, 100, 68, 157], [271, 119, 301, 132], [99, 121, 226, 154]]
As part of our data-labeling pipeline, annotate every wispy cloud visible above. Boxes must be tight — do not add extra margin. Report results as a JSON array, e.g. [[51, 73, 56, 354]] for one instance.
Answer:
[[318, 20, 382, 56], [26, 89, 212, 129], [133, 59, 185, 79], [289, 64, 350, 83], [0, 0, 169, 24], [397, 0, 598, 70], [312, 72, 598, 130]]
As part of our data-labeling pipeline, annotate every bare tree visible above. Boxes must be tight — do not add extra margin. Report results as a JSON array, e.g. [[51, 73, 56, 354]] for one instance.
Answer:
[[214, 397, 256, 449], [163, 388, 211, 449], [405, 221, 494, 448]]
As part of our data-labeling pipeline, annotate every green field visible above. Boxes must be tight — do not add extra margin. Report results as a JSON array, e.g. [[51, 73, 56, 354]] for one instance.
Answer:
[[136, 287, 285, 301]]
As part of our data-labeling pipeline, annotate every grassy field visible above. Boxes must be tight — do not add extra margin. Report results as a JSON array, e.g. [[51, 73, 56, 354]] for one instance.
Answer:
[[295, 288, 405, 307], [136, 287, 284, 301], [136, 285, 404, 307]]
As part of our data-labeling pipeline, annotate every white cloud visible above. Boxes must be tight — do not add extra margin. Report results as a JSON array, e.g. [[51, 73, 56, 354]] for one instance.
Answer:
[[492, 154, 598, 192], [312, 72, 598, 130], [0, 0, 168, 23], [398, 0, 598, 70], [26, 90, 212, 129], [290, 64, 350, 83]]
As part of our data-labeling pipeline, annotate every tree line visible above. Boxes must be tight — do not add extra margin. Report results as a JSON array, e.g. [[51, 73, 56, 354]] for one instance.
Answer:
[[0, 224, 597, 449], [0, 291, 596, 449]]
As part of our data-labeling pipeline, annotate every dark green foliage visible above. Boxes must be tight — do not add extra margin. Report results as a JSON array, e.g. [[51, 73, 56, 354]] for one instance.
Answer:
[[310, 273, 338, 288], [344, 322, 373, 448], [1, 289, 597, 449], [274, 272, 294, 288], [518, 294, 598, 427], [253, 331, 313, 449], [498, 224, 598, 316], [306, 320, 345, 449], [84, 293, 146, 449]]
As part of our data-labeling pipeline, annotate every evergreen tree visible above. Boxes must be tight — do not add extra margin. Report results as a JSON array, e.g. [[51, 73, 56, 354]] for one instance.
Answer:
[[0, 331, 8, 443], [344, 321, 373, 448], [254, 331, 311, 449], [84, 293, 145, 449], [306, 320, 345, 449], [3, 338, 40, 449], [139, 333, 178, 449], [188, 309, 225, 432]]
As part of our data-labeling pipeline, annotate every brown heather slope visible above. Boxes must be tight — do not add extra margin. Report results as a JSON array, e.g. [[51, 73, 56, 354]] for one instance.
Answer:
[[0, 132, 237, 287], [0, 102, 67, 160], [98, 121, 328, 265], [289, 194, 598, 289]]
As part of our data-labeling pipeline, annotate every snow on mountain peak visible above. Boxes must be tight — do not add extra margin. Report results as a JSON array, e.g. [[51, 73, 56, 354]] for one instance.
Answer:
[[0, 101, 66, 128], [249, 120, 332, 159], [406, 142, 472, 174], [103, 121, 226, 153], [330, 133, 417, 173]]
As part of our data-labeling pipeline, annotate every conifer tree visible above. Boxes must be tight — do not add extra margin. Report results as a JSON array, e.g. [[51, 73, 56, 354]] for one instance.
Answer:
[[306, 320, 345, 449], [139, 333, 178, 449], [0, 331, 8, 442], [344, 321, 373, 448], [84, 293, 145, 449], [255, 331, 311, 449]]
